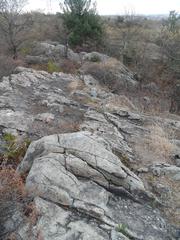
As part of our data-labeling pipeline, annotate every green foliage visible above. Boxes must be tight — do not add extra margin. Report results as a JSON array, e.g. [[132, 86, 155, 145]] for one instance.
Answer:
[[2, 133, 31, 166], [61, 0, 93, 15], [60, 0, 103, 47], [47, 60, 59, 73], [116, 224, 128, 236], [20, 46, 32, 56], [3, 133, 16, 143], [116, 224, 134, 239]]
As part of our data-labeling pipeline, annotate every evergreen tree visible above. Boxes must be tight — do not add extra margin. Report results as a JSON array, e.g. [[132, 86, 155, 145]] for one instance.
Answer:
[[59, 0, 103, 47]]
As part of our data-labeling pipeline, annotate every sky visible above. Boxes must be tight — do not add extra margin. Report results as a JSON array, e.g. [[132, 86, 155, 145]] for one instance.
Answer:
[[27, 0, 180, 15]]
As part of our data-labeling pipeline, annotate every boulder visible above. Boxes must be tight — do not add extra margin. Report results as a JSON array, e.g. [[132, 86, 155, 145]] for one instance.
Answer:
[[83, 52, 109, 62], [18, 131, 145, 193], [26, 42, 81, 64]]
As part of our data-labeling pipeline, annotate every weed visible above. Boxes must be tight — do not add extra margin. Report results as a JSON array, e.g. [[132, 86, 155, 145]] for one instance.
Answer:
[[47, 60, 59, 73], [116, 223, 135, 239], [2, 133, 31, 167], [20, 46, 32, 56], [116, 223, 128, 235]]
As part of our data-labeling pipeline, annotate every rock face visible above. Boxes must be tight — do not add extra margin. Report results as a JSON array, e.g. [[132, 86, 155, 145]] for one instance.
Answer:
[[17, 131, 171, 240], [18, 131, 144, 195], [0, 67, 84, 138], [0, 55, 180, 239]]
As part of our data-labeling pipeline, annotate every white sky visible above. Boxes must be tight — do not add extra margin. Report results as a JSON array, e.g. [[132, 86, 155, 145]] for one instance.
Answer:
[[27, 0, 180, 15]]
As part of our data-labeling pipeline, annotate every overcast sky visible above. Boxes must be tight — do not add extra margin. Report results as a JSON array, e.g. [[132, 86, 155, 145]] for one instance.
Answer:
[[27, 0, 180, 15]]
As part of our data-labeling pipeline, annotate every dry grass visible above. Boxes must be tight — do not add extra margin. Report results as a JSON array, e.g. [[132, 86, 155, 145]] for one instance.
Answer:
[[68, 79, 85, 93], [0, 167, 26, 201], [0, 167, 26, 239], [148, 125, 174, 160], [135, 124, 175, 165], [145, 173, 180, 227], [30, 59, 80, 75], [59, 59, 80, 74], [103, 95, 137, 112], [0, 167, 40, 239], [59, 121, 81, 133]]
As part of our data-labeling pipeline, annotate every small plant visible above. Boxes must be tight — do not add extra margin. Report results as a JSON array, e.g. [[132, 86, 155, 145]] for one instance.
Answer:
[[116, 224, 135, 239], [47, 60, 59, 73], [119, 153, 131, 168], [90, 55, 101, 62], [116, 224, 129, 236], [3, 133, 16, 142], [2, 133, 31, 167], [20, 46, 32, 56]]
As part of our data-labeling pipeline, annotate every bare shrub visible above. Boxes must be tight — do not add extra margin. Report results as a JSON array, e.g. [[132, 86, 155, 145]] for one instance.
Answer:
[[82, 58, 128, 91], [0, 1, 33, 59], [0, 167, 27, 239], [0, 55, 22, 79], [60, 59, 80, 74], [30, 12, 66, 43], [0, 167, 26, 201], [0, 166, 39, 239]]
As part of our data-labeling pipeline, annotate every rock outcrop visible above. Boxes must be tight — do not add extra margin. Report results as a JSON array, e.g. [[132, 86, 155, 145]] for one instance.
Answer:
[[0, 54, 180, 239]]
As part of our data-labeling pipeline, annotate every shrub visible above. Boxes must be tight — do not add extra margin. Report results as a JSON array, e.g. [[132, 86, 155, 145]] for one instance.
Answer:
[[47, 60, 59, 73], [1, 133, 31, 168], [0, 1, 33, 59], [20, 44, 33, 56], [0, 55, 20, 79], [82, 58, 123, 91]]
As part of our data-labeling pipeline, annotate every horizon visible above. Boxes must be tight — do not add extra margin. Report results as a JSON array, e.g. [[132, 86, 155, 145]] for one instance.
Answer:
[[26, 0, 180, 15]]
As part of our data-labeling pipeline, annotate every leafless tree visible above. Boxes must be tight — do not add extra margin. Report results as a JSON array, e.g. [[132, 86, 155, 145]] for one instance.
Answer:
[[0, 0, 32, 59]]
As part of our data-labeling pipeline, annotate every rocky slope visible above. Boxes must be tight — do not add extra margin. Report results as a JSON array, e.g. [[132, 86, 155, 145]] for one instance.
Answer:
[[0, 46, 180, 240]]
